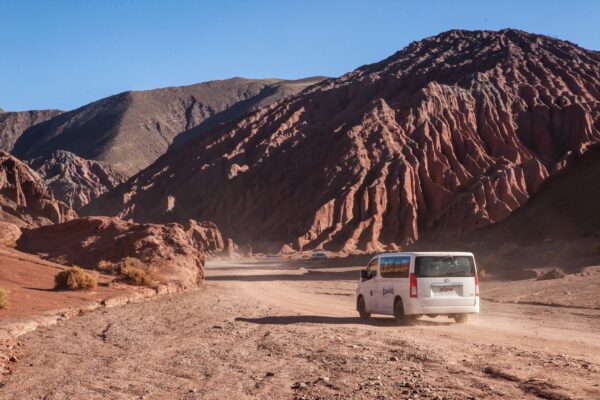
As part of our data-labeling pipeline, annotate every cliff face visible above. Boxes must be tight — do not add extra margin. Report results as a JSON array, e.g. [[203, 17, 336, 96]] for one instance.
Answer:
[[85, 29, 600, 253], [11, 77, 325, 176], [29, 150, 127, 210], [0, 151, 76, 227]]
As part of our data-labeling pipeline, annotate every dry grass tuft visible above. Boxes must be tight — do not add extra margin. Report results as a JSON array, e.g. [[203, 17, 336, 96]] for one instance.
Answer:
[[0, 288, 9, 309], [55, 266, 98, 290], [119, 257, 163, 287]]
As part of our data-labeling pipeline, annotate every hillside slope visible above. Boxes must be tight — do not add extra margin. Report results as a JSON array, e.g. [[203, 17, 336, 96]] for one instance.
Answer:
[[85, 29, 600, 252], [0, 109, 63, 152], [12, 77, 324, 176]]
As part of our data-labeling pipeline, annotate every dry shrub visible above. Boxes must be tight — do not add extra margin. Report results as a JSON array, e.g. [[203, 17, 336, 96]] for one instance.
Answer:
[[119, 257, 163, 287], [55, 266, 98, 290], [0, 288, 9, 309], [536, 267, 566, 281], [97, 259, 119, 273]]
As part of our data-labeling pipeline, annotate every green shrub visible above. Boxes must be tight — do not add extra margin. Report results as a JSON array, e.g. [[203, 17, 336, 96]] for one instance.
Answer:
[[55, 266, 98, 290], [0, 288, 9, 309], [119, 257, 162, 287]]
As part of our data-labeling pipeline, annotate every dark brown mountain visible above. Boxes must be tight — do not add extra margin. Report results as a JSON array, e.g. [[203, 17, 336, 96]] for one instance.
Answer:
[[85, 29, 600, 253], [0, 151, 76, 227], [12, 77, 325, 176], [28, 150, 127, 210], [0, 109, 63, 152]]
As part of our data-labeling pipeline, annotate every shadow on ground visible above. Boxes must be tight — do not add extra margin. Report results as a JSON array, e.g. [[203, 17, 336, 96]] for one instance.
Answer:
[[207, 269, 360, 282], [235, 315, 454, 327]]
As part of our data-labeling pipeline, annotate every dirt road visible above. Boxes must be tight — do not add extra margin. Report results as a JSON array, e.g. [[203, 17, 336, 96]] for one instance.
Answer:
[[1, 258, 599, 399]]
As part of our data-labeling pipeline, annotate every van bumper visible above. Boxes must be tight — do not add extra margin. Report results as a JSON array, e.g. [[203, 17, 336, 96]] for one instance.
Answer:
[[404, 298, 480, 315]]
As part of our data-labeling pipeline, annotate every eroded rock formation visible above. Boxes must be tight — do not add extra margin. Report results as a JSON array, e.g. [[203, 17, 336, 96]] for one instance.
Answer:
[[17, 216, 208, 287], [86, 29, 600, 252], [29, 150, 127, 210], [0, 151, 76, 226], [185, 219, 225, 254]]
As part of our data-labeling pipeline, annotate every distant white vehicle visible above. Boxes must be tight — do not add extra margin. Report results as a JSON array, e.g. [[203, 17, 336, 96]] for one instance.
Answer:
[[311, 251, 327, 260], [356, 252, 479, 324]]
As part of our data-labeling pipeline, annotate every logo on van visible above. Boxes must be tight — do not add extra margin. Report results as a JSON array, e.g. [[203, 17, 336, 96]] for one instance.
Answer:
[[382, 287, 395, 296], [443, 278, 450, 283]]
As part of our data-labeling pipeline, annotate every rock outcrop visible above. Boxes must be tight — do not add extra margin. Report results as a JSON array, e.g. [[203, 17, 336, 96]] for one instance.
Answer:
[[16, 217, 208, 287], [0, 109, 62, 152], [184, 219, 225, 254], [0, 221, 21, 246], [0, 152, 76, 226], [12, 77, 325, 176], [28, 150, 127, 210], [85, 29, 600, 253]]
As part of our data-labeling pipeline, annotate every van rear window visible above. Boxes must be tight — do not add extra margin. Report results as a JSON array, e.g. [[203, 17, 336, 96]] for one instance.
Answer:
[[415, 256, 475, 278], [380, 256, 410, 278]]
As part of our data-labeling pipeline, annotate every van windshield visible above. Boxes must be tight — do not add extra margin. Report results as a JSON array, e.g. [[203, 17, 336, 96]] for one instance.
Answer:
[[415, 256, 475, 278]]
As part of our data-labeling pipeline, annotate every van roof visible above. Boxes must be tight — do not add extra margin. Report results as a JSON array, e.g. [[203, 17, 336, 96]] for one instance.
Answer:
[[374, 251, 474, 258]]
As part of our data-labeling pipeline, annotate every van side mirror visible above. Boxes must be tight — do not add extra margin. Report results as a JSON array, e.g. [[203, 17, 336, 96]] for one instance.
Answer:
[[360, 269, 368, 280]]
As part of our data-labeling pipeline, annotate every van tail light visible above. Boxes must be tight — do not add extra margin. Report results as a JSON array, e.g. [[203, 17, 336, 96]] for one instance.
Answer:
[[474, 274, 480, 296], [409, 273, 418, 298]]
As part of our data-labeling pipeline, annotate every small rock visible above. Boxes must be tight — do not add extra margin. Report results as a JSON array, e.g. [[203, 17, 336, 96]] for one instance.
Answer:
[[266, 371, 275, 377], [291, 382, 306, 390], [9, 356, 18, 362], [389, 356, 399, 362]]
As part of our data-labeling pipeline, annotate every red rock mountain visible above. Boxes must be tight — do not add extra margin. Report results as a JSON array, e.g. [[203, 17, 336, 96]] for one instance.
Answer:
[[12, 77, 324, 176], [85, 29, 600, 253], [0, 151, 76, 227], [28, 150, 127, 210], [0, 109, 63, 152]]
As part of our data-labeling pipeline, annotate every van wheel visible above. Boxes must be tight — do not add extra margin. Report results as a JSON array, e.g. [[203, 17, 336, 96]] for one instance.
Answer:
[[357, 296, 370, 319], [394, 298, 414, 326], [454, 314, 468, 324]]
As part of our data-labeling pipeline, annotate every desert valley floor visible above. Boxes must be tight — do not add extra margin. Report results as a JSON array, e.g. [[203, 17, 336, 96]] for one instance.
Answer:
[[1, 258, 599, 400]]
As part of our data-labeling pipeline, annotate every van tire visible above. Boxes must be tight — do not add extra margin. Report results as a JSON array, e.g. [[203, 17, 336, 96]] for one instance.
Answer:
[[357, 296, 370, 319], [394, 298, 414, 326], [454, 314, 468, 324]]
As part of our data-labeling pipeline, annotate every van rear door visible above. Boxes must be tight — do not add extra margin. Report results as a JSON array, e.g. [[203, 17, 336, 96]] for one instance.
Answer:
[[414, 255, 477, 307]]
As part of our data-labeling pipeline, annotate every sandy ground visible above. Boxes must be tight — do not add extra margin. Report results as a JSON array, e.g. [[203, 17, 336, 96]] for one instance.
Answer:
[[1, 257, 599, 399], [0, 247, 130, 320]]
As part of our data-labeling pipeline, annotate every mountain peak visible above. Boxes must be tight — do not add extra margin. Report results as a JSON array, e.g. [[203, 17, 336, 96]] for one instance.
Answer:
[[86, 29, 600, 253]]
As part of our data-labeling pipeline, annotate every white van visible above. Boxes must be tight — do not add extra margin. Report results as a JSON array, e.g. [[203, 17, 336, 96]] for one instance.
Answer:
[[356, 252, 479, 324]]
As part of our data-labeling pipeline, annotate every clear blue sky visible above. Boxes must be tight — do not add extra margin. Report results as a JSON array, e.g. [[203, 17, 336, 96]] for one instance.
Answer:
[[1, 0, 599, 111]]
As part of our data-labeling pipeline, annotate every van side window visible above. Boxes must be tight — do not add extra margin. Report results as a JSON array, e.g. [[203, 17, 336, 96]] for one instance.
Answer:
[[380, 256, 410, 278], [365, 259, 378, 280]]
